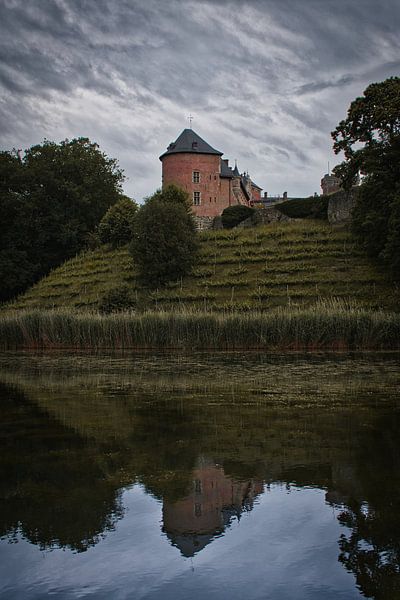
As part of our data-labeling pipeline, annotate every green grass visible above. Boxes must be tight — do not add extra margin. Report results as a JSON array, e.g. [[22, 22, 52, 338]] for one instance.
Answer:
[[4, 220, 400, 312], [1, 300, 399, 350]]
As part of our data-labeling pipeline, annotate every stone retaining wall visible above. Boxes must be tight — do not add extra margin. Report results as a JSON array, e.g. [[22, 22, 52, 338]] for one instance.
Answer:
[[327, 189, 358, 225], [193, 215, 215, 231]]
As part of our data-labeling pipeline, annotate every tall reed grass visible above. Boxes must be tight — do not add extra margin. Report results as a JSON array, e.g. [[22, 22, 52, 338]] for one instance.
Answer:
[[1, 300, 399, 350]]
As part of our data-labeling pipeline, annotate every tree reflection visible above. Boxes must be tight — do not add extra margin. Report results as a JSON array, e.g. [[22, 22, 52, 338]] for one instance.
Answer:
[[0, 383, 124, 552], [332, 413, 400, 599], [0, 361, 399, 600]]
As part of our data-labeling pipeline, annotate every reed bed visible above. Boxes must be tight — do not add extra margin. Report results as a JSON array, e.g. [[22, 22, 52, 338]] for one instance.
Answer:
[[1, 300, 399, 350]]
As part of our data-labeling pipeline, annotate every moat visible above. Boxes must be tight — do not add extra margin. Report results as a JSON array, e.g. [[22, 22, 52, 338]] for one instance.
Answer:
[[0, 352, 399, 599]]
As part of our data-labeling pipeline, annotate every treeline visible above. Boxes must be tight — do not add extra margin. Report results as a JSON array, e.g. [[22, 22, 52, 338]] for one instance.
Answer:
[[0, 134, 199, 304], [332, 76, 400, 279], [0, 138, 125, 301]]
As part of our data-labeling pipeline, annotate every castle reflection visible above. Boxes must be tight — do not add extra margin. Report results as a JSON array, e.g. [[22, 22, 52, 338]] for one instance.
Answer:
[[0, 352, 399, 598], [163, 457, 263, 556]]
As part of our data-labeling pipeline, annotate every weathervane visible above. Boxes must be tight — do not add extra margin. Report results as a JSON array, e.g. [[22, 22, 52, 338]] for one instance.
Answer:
[[188, 114, 194, 128]]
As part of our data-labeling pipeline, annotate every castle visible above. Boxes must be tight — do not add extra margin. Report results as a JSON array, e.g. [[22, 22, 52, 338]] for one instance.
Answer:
[[321, 172, 341, 196], [159, 128, 263, 219]]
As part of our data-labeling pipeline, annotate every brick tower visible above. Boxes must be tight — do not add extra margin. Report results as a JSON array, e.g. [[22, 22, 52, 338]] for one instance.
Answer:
[[160, 128, 227, 217], [159, 128, 262, 218]]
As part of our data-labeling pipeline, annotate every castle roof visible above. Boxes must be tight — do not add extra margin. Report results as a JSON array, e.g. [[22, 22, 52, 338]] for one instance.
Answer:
[[220, 159, 234, 178], [251, 181, 262, 190], [232, 163, 240, 177], [159, 128, 223, 160]]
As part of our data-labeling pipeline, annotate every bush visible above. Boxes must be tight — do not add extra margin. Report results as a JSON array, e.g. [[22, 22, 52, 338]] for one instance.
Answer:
[[98, 197, 138, 247], [221, 205, 255, 228], [98, 284, 136, 313], [129, 185, 199, 287], [277, 197, 328, 219]]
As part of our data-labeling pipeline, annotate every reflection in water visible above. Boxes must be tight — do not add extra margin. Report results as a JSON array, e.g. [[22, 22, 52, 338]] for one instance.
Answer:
[[0, 382, 124, 552], [163, 457, 263, 557], [0, 352, 399, 599]]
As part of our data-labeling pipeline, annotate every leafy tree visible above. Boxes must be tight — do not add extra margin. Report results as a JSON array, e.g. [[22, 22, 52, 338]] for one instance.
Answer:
[[221, 205, 255, 228], [129, 185, 198, 286], [331, 77, 400, 276], [98, 196, 138, 247], [0, 138, 124, 301]]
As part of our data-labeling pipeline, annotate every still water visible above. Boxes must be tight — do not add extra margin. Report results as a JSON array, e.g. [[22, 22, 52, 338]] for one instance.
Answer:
[[0, 352, 399, 599]]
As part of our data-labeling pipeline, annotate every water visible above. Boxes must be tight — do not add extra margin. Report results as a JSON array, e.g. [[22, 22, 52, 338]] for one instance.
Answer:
[[0, 352, 399, 599]]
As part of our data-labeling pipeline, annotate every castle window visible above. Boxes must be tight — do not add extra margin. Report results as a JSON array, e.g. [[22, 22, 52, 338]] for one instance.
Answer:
[[192, 171, 200, 183], [193, 191, 201, 205]]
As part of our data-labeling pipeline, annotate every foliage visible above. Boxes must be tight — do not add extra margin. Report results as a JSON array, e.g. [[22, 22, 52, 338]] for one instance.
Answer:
[[221, 205, 255, 228], [277, 197, 328, 219], [98, 284, 136, 314], [129, 185, 199, 287], [98, 197, 138, 247], [331, 77, 400, 276], [0, 138, 124, 301]]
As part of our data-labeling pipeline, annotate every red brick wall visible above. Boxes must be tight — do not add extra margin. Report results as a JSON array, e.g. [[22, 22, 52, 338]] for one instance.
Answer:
[[162, 153, 234, 217], [251, 186, 261, 202], [219, 178, 232, 208]]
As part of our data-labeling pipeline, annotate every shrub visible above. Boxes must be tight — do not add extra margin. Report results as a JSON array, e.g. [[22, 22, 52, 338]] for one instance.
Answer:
[[98, 197, 138, 247], [98, 284, 136, 313], [129, 185, 199, 287], [221, 205, 255, 228], [277, 197, 328, 219]]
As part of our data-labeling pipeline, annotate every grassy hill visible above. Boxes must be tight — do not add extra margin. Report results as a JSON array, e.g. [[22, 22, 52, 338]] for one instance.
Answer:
[[7, 220, 400, 312]]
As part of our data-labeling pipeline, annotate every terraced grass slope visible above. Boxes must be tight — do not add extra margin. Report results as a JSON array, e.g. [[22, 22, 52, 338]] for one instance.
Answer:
[[8, 220, 400, 312]]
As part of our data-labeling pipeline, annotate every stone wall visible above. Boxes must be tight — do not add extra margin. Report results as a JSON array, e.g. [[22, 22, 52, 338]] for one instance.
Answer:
[[193, 215, 215, 231], [327, 189, 358, 225], [194, 192, 356, 231]]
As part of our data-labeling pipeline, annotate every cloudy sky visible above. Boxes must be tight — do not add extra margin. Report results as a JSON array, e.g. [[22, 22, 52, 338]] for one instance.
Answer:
[[1, 0, 399, 200]]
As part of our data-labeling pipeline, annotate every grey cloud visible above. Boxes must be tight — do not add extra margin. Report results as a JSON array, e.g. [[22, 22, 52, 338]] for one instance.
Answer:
[[0, 0, 399, 199], [296, 75, 358, 95]]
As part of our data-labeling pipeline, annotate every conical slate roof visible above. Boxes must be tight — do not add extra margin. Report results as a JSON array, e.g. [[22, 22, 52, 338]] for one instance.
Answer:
[[232, 163, 240, 176], [159, 129, 223, 160]]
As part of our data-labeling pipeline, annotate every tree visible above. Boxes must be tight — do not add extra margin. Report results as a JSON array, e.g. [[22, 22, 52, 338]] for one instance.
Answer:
[[0, 138, 124, 301], [98, 196, 138, 247], [129, 185, 198, 286], [331, 77, 400, 277], [221, 205, 255, 228]]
